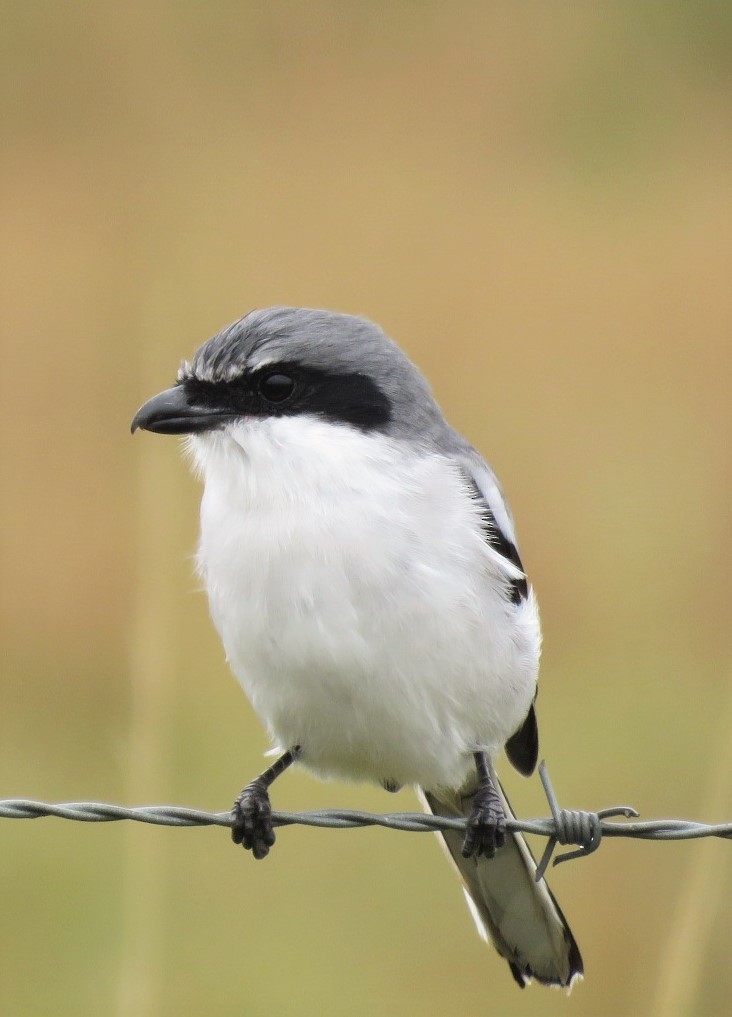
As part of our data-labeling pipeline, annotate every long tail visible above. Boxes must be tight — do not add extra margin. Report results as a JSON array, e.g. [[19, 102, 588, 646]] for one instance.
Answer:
[[421, 774, 583, 989]]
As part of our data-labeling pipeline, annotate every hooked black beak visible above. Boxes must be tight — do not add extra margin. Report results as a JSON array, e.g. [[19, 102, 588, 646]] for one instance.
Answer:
[[131, 385, 237, 435]]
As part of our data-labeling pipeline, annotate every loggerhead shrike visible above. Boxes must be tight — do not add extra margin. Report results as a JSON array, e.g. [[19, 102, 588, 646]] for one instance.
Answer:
[[131, 307, 582, 988]]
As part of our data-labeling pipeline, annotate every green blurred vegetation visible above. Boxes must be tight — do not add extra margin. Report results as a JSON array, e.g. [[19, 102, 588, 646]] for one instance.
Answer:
[[1, 3, 731, 1016]]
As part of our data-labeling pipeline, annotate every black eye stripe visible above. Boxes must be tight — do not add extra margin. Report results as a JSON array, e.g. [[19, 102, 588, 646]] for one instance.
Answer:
[[183, 361, 391, 432]]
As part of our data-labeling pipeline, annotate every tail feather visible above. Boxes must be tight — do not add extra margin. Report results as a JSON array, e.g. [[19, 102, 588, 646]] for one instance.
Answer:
[[420, 776, 583, 989]]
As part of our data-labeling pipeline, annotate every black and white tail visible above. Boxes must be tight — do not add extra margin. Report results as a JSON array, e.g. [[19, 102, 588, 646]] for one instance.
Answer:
[[421, 775, 583, 988]]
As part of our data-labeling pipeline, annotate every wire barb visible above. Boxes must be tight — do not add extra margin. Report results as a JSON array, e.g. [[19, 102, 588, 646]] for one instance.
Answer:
[[534, 762, 639, 880]]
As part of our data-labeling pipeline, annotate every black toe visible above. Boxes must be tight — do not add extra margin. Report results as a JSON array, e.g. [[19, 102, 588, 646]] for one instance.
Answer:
[[232, 781, 275, 859], [462, 788, 506, 858]]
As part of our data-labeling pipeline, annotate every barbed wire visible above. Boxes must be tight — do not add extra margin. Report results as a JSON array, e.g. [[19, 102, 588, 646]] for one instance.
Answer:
[[3, 764, 731, 878]]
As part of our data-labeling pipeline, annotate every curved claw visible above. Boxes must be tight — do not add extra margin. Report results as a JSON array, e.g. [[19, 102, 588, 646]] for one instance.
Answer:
[[232, 781, 276, 860], [462, 788, 506, 859]]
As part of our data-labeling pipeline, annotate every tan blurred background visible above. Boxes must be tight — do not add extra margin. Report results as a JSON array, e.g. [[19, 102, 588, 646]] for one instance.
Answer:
[[1, 3, 731, 1015]]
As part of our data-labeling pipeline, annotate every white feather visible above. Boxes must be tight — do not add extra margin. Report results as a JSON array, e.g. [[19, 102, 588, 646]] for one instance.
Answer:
[[188, 414, 540, 791]]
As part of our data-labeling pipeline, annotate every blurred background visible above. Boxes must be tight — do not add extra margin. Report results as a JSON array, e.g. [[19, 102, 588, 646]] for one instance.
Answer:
[[1, 3, 730, 1015]]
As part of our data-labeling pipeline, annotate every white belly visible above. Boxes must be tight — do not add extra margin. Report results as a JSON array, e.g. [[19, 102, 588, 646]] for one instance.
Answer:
[[190, 417, 540, 791]]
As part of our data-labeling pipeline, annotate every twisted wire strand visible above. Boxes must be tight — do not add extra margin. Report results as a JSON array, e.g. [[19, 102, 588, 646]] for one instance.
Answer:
[[3, 763, 732, 872], [4, 798, 732, 839]]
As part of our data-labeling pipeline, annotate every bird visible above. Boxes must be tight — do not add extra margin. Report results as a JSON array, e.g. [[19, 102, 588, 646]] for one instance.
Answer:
[[131, 306, 583, 989]]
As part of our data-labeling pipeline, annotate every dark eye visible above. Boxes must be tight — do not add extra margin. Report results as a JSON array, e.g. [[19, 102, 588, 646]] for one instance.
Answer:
[[258, 373, 295, 403]]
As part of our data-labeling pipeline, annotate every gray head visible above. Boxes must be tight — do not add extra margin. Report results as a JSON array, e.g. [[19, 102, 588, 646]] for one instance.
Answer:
[[131, 307, 447, 443]]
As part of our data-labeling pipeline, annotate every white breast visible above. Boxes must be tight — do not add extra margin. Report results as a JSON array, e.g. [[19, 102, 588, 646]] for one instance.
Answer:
[[188, 416, 540, 791]]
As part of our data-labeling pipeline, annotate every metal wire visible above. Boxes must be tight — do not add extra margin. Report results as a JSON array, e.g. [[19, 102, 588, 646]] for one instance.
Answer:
[[3, 763, 732, 874]]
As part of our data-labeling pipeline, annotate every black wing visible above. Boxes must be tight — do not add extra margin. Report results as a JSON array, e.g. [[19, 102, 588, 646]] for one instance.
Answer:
[[464, 477, 528, 605], [464, 474, 538, 776], [505, 702, 538, 776]]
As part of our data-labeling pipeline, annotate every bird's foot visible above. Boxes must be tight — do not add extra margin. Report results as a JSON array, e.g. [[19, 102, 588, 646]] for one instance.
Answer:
[[231, 780, 275, 860], [462, 782, 506, 859]]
